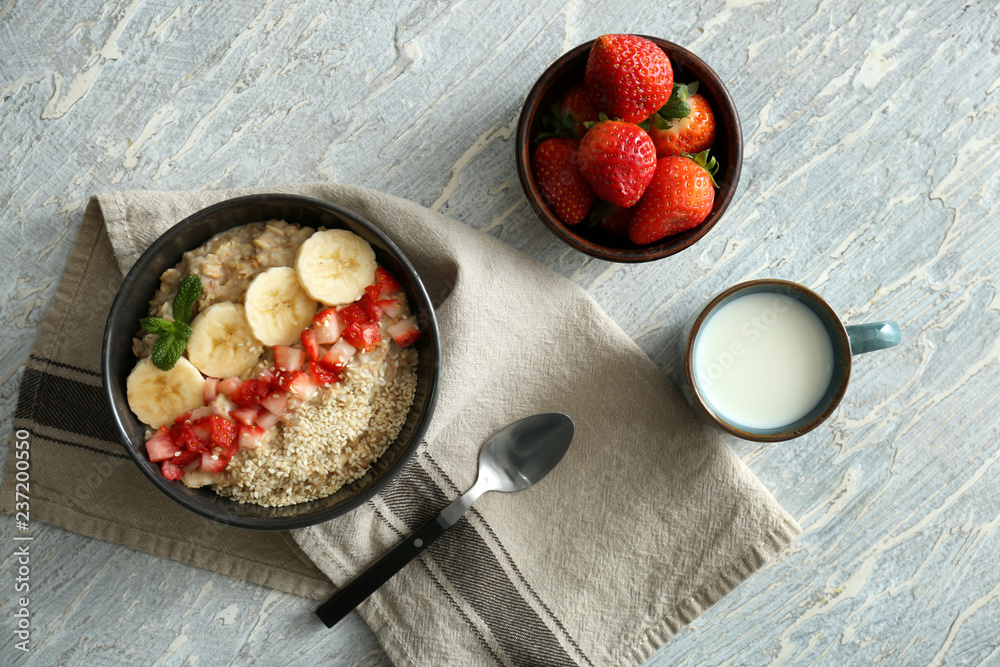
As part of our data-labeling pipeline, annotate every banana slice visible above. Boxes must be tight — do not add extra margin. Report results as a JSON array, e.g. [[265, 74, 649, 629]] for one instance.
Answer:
[[186, 302, 263, 378], [295, 229, 377, 306], [244, 266, 317, 345], [127, 356, 206, 428]]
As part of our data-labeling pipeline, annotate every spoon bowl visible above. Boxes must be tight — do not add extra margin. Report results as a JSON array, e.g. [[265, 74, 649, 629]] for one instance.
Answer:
[[316, 413, 574, 627], [475, 413, 574, 493]]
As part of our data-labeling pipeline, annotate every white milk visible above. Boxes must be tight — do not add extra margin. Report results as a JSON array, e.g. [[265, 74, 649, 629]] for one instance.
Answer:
[[693, 292, 834, 430]]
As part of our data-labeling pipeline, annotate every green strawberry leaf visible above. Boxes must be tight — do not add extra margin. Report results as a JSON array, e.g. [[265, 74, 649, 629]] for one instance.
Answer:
[[172, 275, 202, 325], [536, 103, 579, 142], [151, 334, 188, 371], [651, 81, 701, 128], [683, 149, 720, 188]]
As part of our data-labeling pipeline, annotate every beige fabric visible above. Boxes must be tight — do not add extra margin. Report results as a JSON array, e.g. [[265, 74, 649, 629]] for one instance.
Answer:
[[3, 183, 800, 666]]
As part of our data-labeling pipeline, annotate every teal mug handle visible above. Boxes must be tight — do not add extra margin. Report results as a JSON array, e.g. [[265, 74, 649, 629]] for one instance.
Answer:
[[846, 321, 901, 355]]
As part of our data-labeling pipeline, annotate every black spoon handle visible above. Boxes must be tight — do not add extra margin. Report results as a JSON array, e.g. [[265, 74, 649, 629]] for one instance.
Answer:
[[315, 511, 451, 627]]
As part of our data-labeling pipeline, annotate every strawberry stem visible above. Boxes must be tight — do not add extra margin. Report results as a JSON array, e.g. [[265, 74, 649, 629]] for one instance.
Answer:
[[683, 149, 720, 188], [536, 103, 578, 142], [649, 81, 700, 129]]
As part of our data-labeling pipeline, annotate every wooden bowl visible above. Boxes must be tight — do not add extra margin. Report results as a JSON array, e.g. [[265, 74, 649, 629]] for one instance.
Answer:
[[515, 37, 743, 263]]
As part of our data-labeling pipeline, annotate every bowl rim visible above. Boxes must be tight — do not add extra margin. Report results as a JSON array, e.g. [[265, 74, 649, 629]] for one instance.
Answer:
[[101, 193, 442, 530], [515, 36, 743, 263]]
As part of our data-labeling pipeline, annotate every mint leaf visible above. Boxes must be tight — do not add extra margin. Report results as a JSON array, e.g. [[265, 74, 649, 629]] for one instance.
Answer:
[[172, 275, 202, 325], [170, 321, 193, 339], [140, 317, 173, 337], [151, 335, 187, 371]]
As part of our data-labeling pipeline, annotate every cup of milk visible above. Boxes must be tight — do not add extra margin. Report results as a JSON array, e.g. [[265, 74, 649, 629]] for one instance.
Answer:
[[680, 280, 900, 441]]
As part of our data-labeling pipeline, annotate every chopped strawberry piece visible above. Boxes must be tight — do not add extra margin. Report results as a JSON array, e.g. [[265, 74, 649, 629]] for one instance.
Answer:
[[203, 377, 220, 404], [258, 367, 276, 385], [313, 308, 344, 344], [290, 373, 318, 401], [308, 360, 340, 386], [342, 321, 381, 351], [238, 424, 265, 451], [161, 461, 186, 481], [321, 339, 355, 370], [189, 418, 212, 445], [360, 294, 381, 322], [172, 449, 199, 466], [230, 379, 272, 408], [276, 370, 299, 392], [217, 376, 241, 395], [255, 410, 281, 429], [229, 407, 259, 426], [387, 318, 421, 347], [278, 369, 318, 400], [374, 267, 402, 297], [338, 302, 367, 327], [173, 411, 192, 424], [170, 422, 205, 452], [377, 299, 401, 318], [189, 405, 220, 421], [200, 452, 229, 474], [146, 434, 180, 462], [208, 414, 237, 450], [260, 390, 288, 415], [299, 330, 322, 361], [274, 345, 307, 372]]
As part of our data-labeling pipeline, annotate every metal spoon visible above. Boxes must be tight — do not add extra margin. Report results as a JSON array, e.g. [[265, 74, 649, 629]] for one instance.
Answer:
[[316, 412, 575, 627]]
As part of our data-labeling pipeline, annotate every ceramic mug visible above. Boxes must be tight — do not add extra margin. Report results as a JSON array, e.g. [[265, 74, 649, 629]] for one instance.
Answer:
[[680, 279, 900, 441]]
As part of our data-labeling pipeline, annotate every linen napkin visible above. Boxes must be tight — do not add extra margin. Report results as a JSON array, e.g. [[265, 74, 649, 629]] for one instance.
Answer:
[[3, 183, 800, 666]]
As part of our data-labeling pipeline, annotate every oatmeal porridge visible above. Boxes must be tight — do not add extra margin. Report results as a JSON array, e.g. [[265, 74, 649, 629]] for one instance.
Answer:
[[125, 219, 421, 507]]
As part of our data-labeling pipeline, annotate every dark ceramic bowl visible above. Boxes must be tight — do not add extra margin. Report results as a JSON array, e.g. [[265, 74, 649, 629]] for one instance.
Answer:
[[516, 36, 743, 263], [102, 194, 441, 530]]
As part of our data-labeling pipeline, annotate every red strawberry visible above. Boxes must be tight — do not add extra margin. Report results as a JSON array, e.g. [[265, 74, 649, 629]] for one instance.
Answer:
[[589, 201, 635, 238], [373, 267, 401, 297], [531, 138, 596, 225], [207, 414, 238, 452], [338, 302, 367, 327], [629, 151, 718, 244], [537, 84, 600, 140], [576, 120, 656, 207], [200, 452, 228, 473], [299, 330, 321, 361], [228, 407, 259, 426], [146, 433, 180, 462], [313, 308, 344, 343], [387, 318, 421, 347], [341, 321, 381, 351], [161, 461, 186, 481], [229, 379, 272, 408], [238, 424, 265, 451], [649, 90, 716, 158], [308, 360, 340, 386], [585, 34, 673, 122], [321, 339, 355, 369]]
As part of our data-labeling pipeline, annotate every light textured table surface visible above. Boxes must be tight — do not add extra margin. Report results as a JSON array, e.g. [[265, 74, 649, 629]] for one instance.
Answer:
[[3, 1, 1000, 665]]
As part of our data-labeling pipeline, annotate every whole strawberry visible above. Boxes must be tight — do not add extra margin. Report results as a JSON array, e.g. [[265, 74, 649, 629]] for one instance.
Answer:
[[585, 34, 674, 123], [589, 201, 635, 238], [537, 84, 600, 141], [531, 138, 596, 225], [576, 120, 656, 208], [629, 151, 718, 244], [649, 84, 716, 158]]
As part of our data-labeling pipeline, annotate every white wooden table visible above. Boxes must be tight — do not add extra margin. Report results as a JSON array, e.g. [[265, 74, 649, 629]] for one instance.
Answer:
[[3, 1, 1000, 664]]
